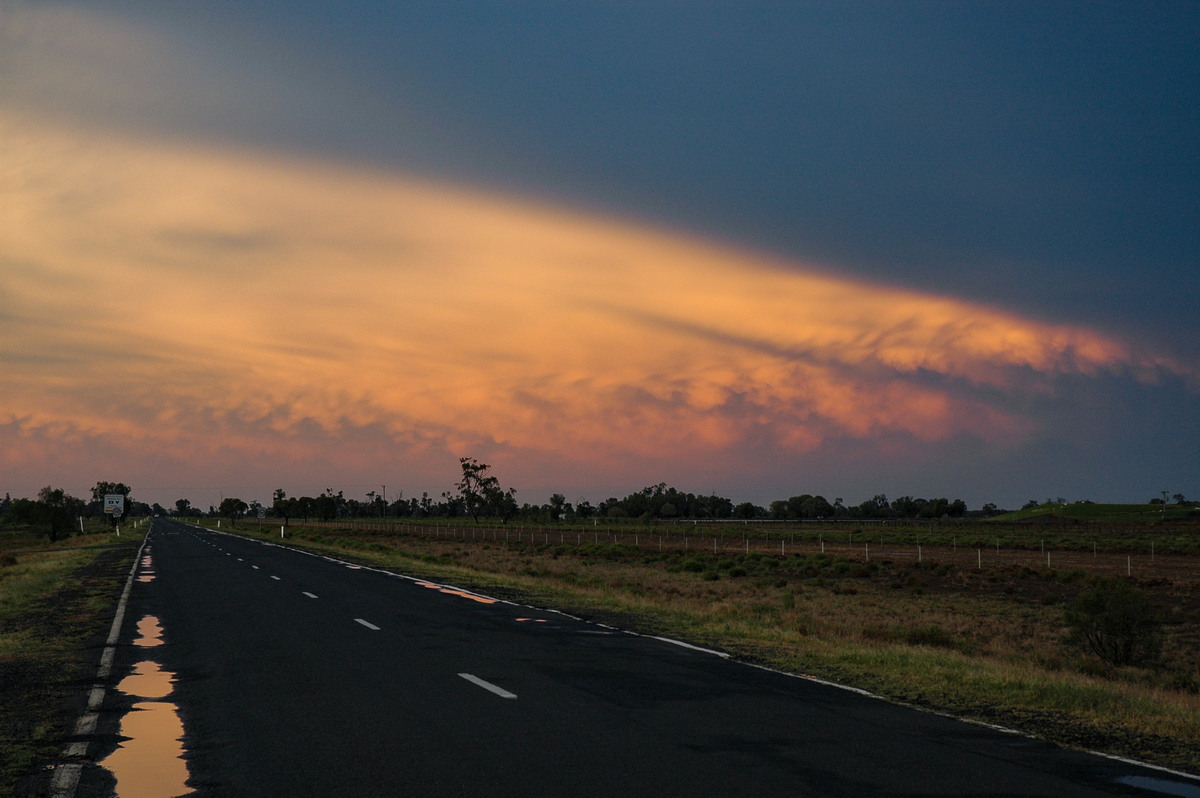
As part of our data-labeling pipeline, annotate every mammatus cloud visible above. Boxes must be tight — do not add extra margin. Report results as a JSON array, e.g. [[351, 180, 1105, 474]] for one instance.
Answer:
[[3, 110, 1192, 502]]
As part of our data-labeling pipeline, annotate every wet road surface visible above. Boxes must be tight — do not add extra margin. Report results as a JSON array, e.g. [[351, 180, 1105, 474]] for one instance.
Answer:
[[88, 518, 1200, 797]]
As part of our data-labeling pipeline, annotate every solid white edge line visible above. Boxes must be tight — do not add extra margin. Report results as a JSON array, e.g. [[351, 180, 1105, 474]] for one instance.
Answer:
[[354, 618, 380, 630], [649, 636, 730, 658], [459, 673, 517, 699], [193, 524, 1200, 786], [51, 525, 152, 797]]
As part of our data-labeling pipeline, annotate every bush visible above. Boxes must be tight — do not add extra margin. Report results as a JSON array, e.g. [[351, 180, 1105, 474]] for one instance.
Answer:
[[1065, 579, 1163, 666]]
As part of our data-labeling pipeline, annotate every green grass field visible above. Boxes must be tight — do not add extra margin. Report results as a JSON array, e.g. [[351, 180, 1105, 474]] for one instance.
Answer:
[[0, 523, 143, 796], [991, 502, 1199, 523]]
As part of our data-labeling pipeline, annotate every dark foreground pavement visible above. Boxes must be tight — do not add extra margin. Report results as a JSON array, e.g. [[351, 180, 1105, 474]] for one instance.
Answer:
[[69, 519, 1200, 797]]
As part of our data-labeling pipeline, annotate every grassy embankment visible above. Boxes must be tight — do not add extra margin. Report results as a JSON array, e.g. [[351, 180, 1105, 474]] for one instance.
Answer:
[[0, 521, 143, 796], [201, 515, 1200, 774]]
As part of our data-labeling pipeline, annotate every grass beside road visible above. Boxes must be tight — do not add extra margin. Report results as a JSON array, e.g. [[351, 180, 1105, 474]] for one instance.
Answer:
[[0, 525, 143, 796], [207, 519, 1200, 774]]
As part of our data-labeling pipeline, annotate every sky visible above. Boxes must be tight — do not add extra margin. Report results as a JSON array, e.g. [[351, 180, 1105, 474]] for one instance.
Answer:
[[2, 1, 1197, 512]]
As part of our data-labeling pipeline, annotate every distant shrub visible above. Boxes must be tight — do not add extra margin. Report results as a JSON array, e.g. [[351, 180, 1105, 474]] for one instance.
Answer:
[[1065, 579, 1163, 666]]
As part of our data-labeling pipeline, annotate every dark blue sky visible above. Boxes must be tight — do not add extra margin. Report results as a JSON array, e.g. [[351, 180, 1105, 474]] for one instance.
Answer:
[[100, 0, 1200, 354]]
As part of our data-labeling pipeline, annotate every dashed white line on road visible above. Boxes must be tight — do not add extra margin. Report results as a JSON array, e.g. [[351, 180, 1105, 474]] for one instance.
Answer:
[[251, 565, 260, 570], [302, 592, 318, 598], [458, 673, 517, 699], [271, 575, 280, 580], [355, 618, 380, 630]]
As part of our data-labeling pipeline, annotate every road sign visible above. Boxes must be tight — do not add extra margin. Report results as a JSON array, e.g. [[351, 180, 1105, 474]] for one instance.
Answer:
[[104, 494, 125, 514]]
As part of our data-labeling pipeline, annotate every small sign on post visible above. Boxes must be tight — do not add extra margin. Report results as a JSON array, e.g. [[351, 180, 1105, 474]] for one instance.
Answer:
[[104, 494, 125, 515]]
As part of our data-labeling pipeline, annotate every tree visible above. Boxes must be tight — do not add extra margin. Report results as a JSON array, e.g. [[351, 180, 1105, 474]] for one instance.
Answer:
[[174, 499, 193, 517], [733, 502, 762, 519], [1065, 579, 1163, 666], [455, 457, 517, 523], [313, 489, 344, 521], [90, 481, 132, 505], [9, 487, 84, 542], [39, 486, 83, 541], [218, 497, 248, 525], [547, 493, 570, 520]]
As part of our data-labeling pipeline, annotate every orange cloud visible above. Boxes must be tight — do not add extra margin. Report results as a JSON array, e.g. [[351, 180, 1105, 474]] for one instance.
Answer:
[[1, 111, 1191, 494]]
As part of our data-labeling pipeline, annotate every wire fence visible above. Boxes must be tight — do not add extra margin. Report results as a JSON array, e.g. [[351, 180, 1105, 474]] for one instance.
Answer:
[[216, 516, 1200, 585]]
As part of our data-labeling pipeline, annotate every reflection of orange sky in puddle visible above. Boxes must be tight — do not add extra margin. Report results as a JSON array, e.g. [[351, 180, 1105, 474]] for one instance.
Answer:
[[103, 616, 192, 798], [134, 616, 164, 647], [3, 112, 1194, 479], [103, 702, 191, 798], [417, 581, 497, 604], [118, 660, 174, 699]]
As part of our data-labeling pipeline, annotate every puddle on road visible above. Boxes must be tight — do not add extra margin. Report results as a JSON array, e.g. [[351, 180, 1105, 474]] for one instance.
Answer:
[[133, 616, 164, 647], [117, 661, 174, 699], [103, 702, 190, 798], [415, 581, 497, 604], [101, 615, 193, 797], [138, 553, 156, 582]]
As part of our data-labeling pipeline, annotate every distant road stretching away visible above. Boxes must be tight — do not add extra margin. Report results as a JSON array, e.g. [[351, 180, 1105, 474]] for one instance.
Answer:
[[92, 519, 1198, 796]]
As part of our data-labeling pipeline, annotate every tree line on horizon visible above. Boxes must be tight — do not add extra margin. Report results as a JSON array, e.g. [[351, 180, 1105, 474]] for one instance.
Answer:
[[3, 463, 1194, 541]]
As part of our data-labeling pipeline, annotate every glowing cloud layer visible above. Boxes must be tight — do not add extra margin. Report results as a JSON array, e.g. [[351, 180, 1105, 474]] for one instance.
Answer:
[[3, 111, 1188, 501]]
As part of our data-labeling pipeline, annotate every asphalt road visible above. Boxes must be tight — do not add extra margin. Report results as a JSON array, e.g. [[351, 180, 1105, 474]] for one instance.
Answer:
[[87, 518, 1199, 796]]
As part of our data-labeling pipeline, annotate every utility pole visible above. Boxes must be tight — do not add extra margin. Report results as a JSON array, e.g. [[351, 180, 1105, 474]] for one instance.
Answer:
[[382, 485, 387, 518]]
